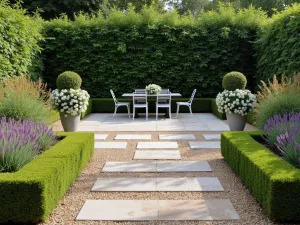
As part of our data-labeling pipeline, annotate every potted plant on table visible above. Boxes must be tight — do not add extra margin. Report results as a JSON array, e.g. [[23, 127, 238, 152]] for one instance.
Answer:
[[50, 71, 90, 132], [145, 84, 162, 94], [216, 72, 257, 131]]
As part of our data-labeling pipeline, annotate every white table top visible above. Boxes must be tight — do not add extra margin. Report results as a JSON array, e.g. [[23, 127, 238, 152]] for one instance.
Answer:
[[122, 93, 182, 97]]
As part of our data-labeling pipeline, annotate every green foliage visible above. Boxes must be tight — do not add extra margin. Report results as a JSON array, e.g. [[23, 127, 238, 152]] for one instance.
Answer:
[[222, 71, 247, 90], [255, 92, 300, 129], [0, 0, 43, 79], [256, 4, 300, 82], [0, 132, 94, 223], [221, 131, 300, 221], [41, 5, 266, 98], [56, 71, 82, 90]]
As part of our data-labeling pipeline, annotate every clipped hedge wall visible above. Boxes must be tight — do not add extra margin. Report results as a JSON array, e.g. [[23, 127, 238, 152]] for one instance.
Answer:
[[41, 6, 266, 98], [221, 131, 300, 221], [0, 132, 94, 223]]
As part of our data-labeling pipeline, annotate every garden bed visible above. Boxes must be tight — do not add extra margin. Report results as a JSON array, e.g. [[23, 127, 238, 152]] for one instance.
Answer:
[[221, 131, 300, 222], [0, 132, 94, 223]]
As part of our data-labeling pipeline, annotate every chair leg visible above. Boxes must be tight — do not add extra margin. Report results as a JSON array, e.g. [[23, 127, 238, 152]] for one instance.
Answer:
[[146, 105, 148, 120], [176, 104, 180, 118], [133, 107, 135, 120], [189, 105, 193, 116], [113, 106, 117, 118], [156, 105, 158, 121], [127, 105, 131, 118], [169, 106, 171, 119]]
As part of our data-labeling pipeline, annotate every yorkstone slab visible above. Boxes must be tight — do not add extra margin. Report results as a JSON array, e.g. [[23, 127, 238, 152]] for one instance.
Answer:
[[159, 134, 196, 140], [94, 142, 127, 149], [137, 142, 178, 149], [95, 134, 108, 140], [189, 142, 221, 149], [202, 134, 221, 140], [76, 200, 239, 221], [115, 134, 151, 140], [102, 162, 156, 172], [134, 150, 181, 160]]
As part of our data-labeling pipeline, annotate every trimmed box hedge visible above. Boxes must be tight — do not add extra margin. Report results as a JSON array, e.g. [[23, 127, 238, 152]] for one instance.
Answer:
[[0, 132, 94, 223], [221, 131, 300, 221]]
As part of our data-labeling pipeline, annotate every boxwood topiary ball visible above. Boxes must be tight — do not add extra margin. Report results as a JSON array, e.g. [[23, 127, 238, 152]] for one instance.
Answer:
[[56, 71, 82, 90], [222, 71, 247, 91]]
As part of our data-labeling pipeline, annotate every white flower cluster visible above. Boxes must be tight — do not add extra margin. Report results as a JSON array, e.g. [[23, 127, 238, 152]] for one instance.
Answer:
[[216, 89, 257, 116], [50, 89, 90, 117], [146, 84, 162, 94]]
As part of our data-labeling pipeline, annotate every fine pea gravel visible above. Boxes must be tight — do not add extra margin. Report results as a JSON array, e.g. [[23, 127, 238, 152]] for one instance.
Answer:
[[41, 121, 284, 225]]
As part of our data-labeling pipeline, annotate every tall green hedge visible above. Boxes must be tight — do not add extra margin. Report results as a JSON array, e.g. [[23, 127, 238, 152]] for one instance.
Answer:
[[41, 5, 266, 98], [256, 3, 300, 81], [0, 1, 43, 79]]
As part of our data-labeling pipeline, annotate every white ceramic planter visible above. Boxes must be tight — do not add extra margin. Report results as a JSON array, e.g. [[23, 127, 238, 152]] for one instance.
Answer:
[[226, 113, 247, 131], [60, 112, 80, 132]]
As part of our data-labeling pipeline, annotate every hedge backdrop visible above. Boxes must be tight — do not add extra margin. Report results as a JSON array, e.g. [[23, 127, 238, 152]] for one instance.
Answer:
[[41, 5, 266, 98]]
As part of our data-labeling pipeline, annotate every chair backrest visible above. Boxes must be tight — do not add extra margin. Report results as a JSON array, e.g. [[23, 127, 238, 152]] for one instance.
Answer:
[[189, 89, 197, 103], [135, 89, 146, 94], [110, 89, 118, 105], [161, 89, 170, 94], [157, 92, 171, 105], [133, 93, 147, 106]]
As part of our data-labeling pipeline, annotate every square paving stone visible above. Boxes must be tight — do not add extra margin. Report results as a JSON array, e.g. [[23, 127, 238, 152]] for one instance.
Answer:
[[159, 134, 196, 140], [202, 134, 221, 140], [115, 134, 151, 140], [156, 177, 223, 192], [134, 150, 181, 160], [95, 134, 108, 140], [94, 142, 127, 149], [102, 162, 157, 172], [158, 200, 240, 220], [156, 161, 212, 172], [189, 142, 221, 149], [92, 178, 156, 192], [137, 142, 178, 149], [76, 200, 158, 221]]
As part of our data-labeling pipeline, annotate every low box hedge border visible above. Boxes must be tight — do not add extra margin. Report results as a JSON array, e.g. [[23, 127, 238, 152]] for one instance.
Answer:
[[0, 132, 94, 223], [221, 131, 300, 221]]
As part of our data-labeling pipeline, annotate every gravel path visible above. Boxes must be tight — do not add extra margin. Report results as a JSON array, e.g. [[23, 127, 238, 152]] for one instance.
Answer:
[[40, 125, 280, 225]]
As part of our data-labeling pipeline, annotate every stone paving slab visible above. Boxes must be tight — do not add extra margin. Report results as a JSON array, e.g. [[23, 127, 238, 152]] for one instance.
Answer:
[[115, 134, 151, 140], [159, 134, 196, 140], [76, 200, 239, 221], [189, 142, 221, 149], [95, 142, 127, 149], [134, 150, 181, 160], [137, 142, 178, 149], [95, 134, 108, 140], [102, 161, 212, 172], [202, 134, 221, 140], [91, 177, 223, 192]]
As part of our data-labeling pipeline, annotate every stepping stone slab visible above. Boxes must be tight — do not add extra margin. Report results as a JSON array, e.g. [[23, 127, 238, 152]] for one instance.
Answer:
[[189, 142, 221, 149], [101, 161, 212, 172], [94, 142, 127, 149], [76, 199, 240, 221], [134, 150, 181, 160], [115, 134, 151, 140], [92, 177, 223, 192], [202, 134, 221, 140], [159, 134, 196, 140], [137, 142, 178, 149], [156, 161, 212, 172], [95, 134, 108, 140]]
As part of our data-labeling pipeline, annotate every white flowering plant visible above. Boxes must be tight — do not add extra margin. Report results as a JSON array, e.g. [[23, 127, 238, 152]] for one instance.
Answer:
[[216, 89, 257, 116], [50, 89, 90, 117], [145, 84, 162, 94]]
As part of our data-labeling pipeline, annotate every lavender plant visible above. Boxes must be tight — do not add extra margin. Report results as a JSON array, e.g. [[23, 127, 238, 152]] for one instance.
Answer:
[[0, 117, 57, 172]]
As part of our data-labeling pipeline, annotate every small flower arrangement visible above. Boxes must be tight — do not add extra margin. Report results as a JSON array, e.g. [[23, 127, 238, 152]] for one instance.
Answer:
[[50, 89, 90, 117], [216, 89, 257, 116], [145, 84, 162, 94]]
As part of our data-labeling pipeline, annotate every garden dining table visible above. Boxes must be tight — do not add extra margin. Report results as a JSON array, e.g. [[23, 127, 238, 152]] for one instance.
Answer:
[[122, 92, 182, 118]]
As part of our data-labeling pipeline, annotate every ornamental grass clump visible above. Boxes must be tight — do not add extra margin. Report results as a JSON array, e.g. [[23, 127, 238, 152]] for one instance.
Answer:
[[0, 117, 57, 172]]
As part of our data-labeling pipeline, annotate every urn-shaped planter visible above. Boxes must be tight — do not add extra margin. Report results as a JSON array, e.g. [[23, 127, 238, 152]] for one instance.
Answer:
[[60, 112, 80, 132], [226, 113, 247, 131]]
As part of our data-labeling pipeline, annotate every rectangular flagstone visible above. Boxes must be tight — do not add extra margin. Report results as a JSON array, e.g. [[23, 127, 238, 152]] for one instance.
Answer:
[[159, 134, 196, 140], [95, 134, 108, 140], [76, 199, 239, 221], [115, 134, 151, 140], [202, 134, 221, 140], [156, 161, 212, 172], [134, 150, 181, 160], [94, 142, 127, 149], [189, 142, 221, 149], [102, 162, 156, 172], [137, 142, 178, 149], [92, 178, 156, 192]]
